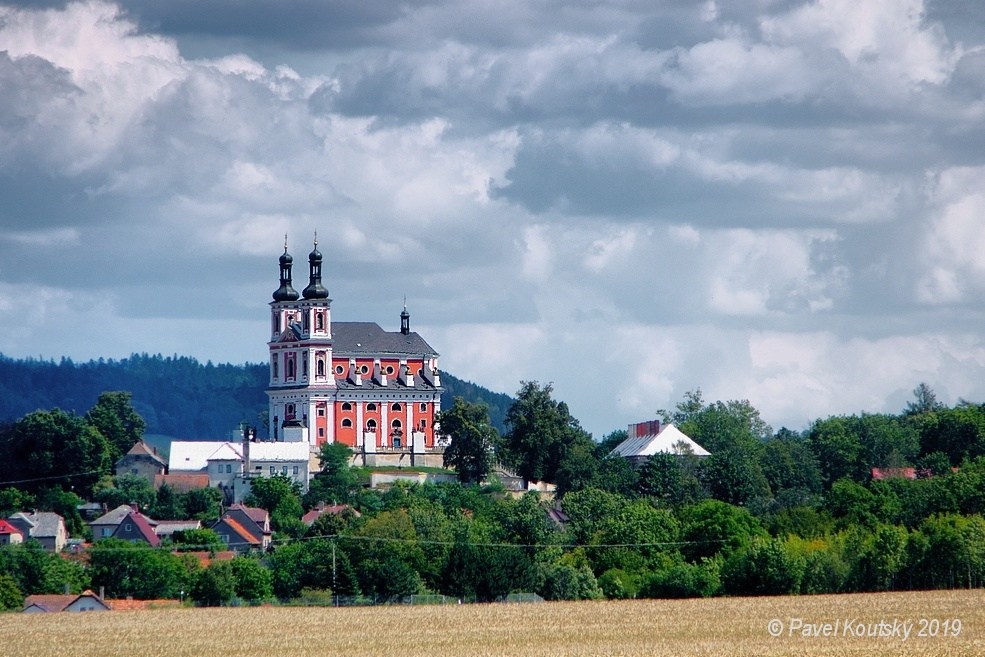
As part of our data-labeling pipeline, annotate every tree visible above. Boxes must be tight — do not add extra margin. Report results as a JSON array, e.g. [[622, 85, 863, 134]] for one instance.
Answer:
[[84, 391, 147, 461], [721, 538, 805, 596], [679, 499, 766, 562], [170, 528, 226, 552], [0, 573, 24, 611], [905, 382, 943, 416], [192, 562, 236, 606], [89, 539, 196, 599], [0, 409, 112, 497], [501, 381, 593, 484], [438, 397, 499, 484], [244, 474, 303, 534], [230, 556, 273, 602], [697, 448, 771, 506], [637, 452, 704, 506], [94, 474, 156, 511], [304, 442, 360, 507]]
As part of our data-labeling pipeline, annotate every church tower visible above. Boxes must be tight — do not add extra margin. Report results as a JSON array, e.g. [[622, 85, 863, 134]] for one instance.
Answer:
[[266, 235, 336, 445]]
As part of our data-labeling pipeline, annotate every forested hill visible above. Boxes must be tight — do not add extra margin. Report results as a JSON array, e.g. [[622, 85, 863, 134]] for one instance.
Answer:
[[0, 353, 513, 438]]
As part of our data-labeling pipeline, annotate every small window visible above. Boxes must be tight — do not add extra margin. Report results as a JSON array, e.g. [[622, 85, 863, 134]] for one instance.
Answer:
[[420, 419, 427, 428], [391, 419, 402, 429], [293, 466, 299, 475], [315, 313, 324, 330], [125, 524, 132, 531], [335, 365, 344, 375], [317, 359, 325, 377], [386, 365, 394, 375], [282, 465, 288, 475], [367, 419, 377, 431], [360, 364, 369, 375], [366, 403, 377, 412], [269, 466, 275, 474], [341, 402, 352, 412], [318, 407, 326, 416], [342, 418, 353, 428], [392, 403, 402, 412], [420, 403, 427, 412], [318, 427, 325, 437], [226, 464, 232, 473]]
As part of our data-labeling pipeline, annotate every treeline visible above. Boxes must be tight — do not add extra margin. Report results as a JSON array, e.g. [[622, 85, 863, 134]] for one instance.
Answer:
[[0, 353, 511, 438]]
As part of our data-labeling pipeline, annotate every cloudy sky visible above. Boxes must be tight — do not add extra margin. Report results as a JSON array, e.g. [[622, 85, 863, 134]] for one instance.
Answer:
[[2, 0, 985, 437]]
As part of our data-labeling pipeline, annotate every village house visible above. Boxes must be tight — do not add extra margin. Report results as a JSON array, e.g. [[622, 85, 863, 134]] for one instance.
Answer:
[[114, 440, 167, 479], [0, 519, 23, 546], [23, 590, 110, 613], [6, 512, 67, 552], [609, 420, 710, 467], [209, 504, 271, 552], [111, 509, 161, 547]]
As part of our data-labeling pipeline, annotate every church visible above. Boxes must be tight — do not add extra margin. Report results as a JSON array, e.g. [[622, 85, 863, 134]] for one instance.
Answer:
[[266, 236, 444, 460]]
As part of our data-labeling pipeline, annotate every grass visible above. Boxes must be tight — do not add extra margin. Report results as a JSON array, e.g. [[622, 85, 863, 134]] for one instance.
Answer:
[[2, 589, 981, 656]]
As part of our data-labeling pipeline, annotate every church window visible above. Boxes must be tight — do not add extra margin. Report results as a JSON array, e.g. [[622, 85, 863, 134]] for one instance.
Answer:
[[391, 419, 402, 429], [386, 365, 394, 375], [317, 407, 325, 417], [360, 364, 369, 375], [420, 403, 427, 412], [315, 313, 324, 330], [317, 359, 325, 377], [342, 418, 352, 428], [367, 419, 377, 431], [272, 358, 279, 379], [391, 403, 402, 412], [318, 428, 324, 437], [366, 403, 377, 412], [335, 364, 344, 375], [286, 357, 296, 380], [303, 312, 309, 332], [341, 402, 352, 412]]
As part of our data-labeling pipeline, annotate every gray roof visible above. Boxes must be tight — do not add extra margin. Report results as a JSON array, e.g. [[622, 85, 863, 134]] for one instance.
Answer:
[[335, 378, 440, 392], [11, 512, 64, 538], [90, 505, 137, 526], [332, 322, 438, 357]]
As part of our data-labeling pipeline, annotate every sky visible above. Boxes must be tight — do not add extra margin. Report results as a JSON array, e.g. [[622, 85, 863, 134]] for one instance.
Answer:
[[2, 0, 985, 438]]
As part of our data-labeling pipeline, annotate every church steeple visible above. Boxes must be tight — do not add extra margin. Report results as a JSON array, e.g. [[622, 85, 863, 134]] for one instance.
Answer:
[[272, 235, 300, 302], [302, 233, 329, 300]]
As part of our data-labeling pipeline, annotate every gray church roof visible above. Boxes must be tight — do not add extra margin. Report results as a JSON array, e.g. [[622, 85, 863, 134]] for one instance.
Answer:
[[332, 322, 438, 357]]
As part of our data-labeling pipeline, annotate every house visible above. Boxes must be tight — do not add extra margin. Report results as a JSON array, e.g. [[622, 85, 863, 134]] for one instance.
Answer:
[[115, 440, 167, 479], [7, 512, 67, 552], [23, 590, 110, 613], [609, 420, 710, 467], [301, 503, 361, 526], [871, 467, 918, 481], [89, 504, 144, 540], [111, 510, 161, 547], [169, 439, 310, 502], [209, 504, 271, 552], [0, 519, 23, 546]]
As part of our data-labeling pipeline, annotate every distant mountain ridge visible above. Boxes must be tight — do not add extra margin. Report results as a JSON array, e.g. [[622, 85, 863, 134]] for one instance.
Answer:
[[0, 353, 513, 438]]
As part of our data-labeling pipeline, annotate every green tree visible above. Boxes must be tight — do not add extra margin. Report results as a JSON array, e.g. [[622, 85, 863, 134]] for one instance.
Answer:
[[0, 409, 112, 497], [170, 528, 226, 552], [192, 561, 236, 606], [94, 474, 156, 511], [721, 538, 804, 596], [679, 499, 766, 562], [438, 397, 499, 484], [230, 556, 273, 602], [0, 487, 35, 517], [501, 381, 593, 484], [637, 452, 704, 505], [84, 391, 147, 461], [304, 442, 360, 507], [0, 573, 24, 611], [697, 449, 771, 506], [245, 474, 303, 534], [89, 539, 196, 599], [537, 562, 603, 601]]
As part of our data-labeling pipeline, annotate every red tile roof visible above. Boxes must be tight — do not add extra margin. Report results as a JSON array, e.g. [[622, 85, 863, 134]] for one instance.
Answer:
[[0, 519, 22, 536], [154, 473, 210, 492]]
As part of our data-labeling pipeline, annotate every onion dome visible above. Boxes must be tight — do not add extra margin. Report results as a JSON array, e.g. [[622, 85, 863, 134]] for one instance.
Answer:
[[302, 234, 329, 299], [272, 237, 300, 302]]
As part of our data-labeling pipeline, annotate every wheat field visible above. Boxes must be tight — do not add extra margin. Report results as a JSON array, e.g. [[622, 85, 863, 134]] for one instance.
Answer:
[[1, 589, 981, 657]]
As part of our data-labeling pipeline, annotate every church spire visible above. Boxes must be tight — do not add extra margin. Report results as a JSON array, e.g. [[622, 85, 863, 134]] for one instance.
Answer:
[[302, 232, 329, 299], [272, 234, 300, 302]]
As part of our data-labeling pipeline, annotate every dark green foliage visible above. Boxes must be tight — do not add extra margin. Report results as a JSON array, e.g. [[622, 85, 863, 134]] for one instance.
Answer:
[[439, 372, 513, 435], [244, 474, 303, 535], [641, 560, 721, 598], [439, 397, 499, 484], [597, 568, 640, 599], [192, 561, 236, 606], [304, 442, 361, 508], [88, 539, 197, 599], [0, 541, 88, 595], [268, 539, 360, 599], [94, 474, 156, 511], [697, 448, 771, 506], [501, 381, 594, 484], [637, 452, 704, 505], [679, 499, 766, 562], [170, 528, 225, 552], [230, 556, 273, 602], [537, 562, 602, 600], [84, 391, 146, 461], [721, 538, 804, 596], [0, 573, 24, 611]]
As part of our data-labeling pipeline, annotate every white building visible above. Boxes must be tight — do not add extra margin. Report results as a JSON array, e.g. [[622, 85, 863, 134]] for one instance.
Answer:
[[168, 440, 311, 502], [609, 420, 710, 467]]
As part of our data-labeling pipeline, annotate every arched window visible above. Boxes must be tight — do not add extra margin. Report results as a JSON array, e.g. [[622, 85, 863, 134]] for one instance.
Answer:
[[391, 403, 402, 412], [286, 358, 296, 379], [272, 357, 279, 379], [317, 359, 325, 377], [341, 418, 352, 428], [391, 419, 402, 429], [286, 404, 295, 420], [366, 403, 377, 412], [366, 419, 377, 432], [341, 402, 352, 412], [315, 313, 324, 330]]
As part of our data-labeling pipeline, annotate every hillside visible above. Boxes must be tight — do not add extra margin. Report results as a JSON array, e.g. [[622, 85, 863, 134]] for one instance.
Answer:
[[0, 353, 513, 438]]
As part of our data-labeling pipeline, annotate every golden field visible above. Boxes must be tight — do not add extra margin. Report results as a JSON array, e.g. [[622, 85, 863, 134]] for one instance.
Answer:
[[1, 589, 981, 657]]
